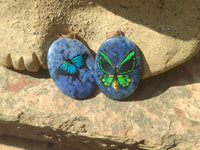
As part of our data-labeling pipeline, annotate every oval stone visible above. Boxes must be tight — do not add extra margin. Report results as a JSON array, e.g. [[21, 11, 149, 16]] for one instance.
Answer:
[[47, 38, 96, 99], [94, 36, 141, 100]]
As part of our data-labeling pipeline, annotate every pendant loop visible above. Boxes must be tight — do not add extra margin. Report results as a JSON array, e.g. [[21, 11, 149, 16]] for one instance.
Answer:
[[58, 31, 76, 39], [106, 30, 125, 39]]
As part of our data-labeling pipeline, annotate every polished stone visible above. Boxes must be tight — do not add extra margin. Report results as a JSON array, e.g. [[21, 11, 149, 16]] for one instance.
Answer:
[[47, 38, 96, 99], [94, 36, 141, 100]]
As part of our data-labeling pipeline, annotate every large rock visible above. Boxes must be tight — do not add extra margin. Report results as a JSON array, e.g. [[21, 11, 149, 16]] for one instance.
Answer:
[[0, 0, 199, 79], [0, 51, 200, 149], [0, 135, 73, 150]]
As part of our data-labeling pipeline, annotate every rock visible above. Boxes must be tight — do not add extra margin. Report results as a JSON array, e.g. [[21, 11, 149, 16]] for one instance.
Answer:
[[0, 51, 200, 149], [0, 135, 74, 150], [0, 0, 199, 79], [94, 36, 141, 100], [47, 38, 96, 99]]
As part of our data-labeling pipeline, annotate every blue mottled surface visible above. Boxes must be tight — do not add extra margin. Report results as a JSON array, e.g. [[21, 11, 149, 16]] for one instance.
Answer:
[[47, 38, 96, 99], [94, 36, 141, 100]]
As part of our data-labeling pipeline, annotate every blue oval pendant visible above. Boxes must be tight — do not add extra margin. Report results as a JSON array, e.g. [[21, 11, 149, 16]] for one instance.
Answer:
[[47, 38, 96, 99], [94, 36, 141, 100]]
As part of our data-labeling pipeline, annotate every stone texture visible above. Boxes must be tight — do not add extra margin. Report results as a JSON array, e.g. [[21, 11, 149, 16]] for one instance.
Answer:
[[0, 50, 200, 149], [94, 36, 141, 100], [0, 0, 199, 79], [47, 38, 96, 99]]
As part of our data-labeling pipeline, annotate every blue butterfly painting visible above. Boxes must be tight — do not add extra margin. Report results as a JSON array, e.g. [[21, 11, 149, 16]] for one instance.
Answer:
[[57, 53, 88, 82]]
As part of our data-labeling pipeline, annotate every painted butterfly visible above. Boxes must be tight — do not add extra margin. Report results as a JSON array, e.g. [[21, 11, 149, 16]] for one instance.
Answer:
[[99, 51, 136, 90], [58, 53, 88, 82]]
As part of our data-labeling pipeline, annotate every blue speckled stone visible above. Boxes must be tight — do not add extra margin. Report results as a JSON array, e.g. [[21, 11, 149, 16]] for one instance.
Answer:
[[47, 38, 96, 99], [94, 36, 141, 100]]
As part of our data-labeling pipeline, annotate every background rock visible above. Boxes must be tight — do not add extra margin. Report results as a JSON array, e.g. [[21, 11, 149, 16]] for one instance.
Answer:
[[0, 50, 200, 149], [0, 0, 199, 78], [0, 135, 74, 150]]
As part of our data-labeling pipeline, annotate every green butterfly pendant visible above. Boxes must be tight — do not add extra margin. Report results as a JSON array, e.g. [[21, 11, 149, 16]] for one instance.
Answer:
[[99, 51, 136, 90], [94, 36, 141, 100]]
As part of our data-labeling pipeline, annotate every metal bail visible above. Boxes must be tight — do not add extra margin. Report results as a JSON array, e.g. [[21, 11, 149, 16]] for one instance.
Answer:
[[106, 30, 125, 39], [58, 31, 76, 39]]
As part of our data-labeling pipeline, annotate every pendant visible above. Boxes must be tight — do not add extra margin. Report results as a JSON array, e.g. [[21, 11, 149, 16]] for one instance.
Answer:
[[94, 32, 141, 100], [47, 36, 96, 99]]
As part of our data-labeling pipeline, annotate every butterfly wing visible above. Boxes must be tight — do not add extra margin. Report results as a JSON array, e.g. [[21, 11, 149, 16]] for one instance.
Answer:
[[116, 51, 136, 87], [101, 74, 114, 86], [71, 53, 88, 69], [99, 52, 114, 75], [99, 52, 115, 86], [117, 75, 132, 87], [58, 61, 78, 76], [117, 51, 136, 75]]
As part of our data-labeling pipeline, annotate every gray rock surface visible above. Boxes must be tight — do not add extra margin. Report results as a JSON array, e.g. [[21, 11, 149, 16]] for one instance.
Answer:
[[0, 135, 74, 150], [0, 52, 200, 149], [0, 0, 200, 78]]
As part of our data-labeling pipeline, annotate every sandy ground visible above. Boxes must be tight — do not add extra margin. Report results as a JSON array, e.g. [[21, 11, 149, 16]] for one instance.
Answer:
[[0, 135, 75, 150]]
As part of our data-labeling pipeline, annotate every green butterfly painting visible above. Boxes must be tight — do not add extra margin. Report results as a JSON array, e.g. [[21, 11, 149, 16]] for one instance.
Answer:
[[99, 51, 136, 90]]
